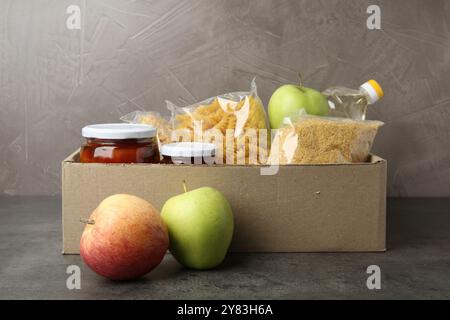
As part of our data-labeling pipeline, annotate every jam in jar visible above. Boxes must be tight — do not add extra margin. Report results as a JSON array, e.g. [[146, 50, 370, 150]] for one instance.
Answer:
[[80, 123, 160, 163], [160, 142, 216, 165]]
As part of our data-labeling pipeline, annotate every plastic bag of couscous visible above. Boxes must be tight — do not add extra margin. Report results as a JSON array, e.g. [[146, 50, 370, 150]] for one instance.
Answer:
[[268, 115, 383, 164]]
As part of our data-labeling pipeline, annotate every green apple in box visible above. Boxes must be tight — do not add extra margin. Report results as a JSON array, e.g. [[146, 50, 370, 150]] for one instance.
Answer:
[[268, 79, 329, 129], [161, 185, 234, 270]]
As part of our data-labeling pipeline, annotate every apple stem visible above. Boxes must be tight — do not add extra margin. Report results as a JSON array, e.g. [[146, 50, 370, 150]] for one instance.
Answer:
[[297, 72, 305, 92], [80, 218, 95, 225], [182, 180, 188, 193]]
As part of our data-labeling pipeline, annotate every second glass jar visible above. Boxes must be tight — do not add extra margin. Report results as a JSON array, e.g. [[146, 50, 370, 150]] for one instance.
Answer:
[[160, 142, 217, 165]]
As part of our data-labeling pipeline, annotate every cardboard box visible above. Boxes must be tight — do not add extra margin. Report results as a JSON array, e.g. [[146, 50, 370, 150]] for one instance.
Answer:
[[62, 150, 386, 254]]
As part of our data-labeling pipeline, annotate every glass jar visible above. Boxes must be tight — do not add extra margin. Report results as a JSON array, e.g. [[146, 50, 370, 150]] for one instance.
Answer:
[[80, 123, 160, 163], [160, 142, 216, 165]]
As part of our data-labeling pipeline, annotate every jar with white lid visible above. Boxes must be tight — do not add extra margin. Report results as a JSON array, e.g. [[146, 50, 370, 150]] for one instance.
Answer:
[[160, 142, 216, 165], [80, 123, 160, 163]]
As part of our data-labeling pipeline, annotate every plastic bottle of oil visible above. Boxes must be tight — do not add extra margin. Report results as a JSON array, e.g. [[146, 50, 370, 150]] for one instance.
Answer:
[[322, 80, 384, 120]]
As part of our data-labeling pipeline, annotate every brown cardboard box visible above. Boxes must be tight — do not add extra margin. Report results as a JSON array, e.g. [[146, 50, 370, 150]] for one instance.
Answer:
[[62, 150, 386, 254]]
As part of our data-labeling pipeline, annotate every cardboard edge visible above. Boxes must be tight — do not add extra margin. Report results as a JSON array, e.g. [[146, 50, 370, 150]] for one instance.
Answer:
[[62, 150, 386, 167], [378, 158, 388, 251], [63, 149, 81, 163], [61, 160, 68, 254], [369, 154, 386, 164], [229, 249, 387, 253]]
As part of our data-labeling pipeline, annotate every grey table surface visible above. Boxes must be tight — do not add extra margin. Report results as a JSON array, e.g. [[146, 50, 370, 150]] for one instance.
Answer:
[[0, 196, 449, 300]]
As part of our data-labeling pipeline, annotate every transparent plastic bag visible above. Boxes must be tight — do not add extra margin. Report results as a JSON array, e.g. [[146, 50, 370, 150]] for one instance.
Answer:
[[167, 78, 270, 165], [120, 111, 172, 145], [268, 115, 383, 164]]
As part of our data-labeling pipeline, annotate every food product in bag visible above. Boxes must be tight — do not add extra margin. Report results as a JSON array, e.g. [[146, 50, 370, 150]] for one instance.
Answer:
[[167, 79, 270, 164], [121, 111, 172, 145], [268, 116, 383, 164]]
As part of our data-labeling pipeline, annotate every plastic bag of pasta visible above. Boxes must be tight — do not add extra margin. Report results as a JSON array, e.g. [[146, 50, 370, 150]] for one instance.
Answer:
[[167, 78, 270, 165], [267, 115, 383, 164], [121, 110, 172, 145]]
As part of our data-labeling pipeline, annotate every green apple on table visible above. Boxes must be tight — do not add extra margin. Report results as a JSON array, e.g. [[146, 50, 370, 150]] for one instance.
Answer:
[[268, 81, 329, 129], [161, 185, 234, 270]]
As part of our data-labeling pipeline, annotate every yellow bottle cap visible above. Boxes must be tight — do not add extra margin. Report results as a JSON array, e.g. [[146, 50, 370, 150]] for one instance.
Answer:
[[360, 80, 384, 104], [368, 80, 384, 98]]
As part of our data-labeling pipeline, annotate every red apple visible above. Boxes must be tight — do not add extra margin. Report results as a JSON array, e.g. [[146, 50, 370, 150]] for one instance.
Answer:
[[80, 194, 169, 280]]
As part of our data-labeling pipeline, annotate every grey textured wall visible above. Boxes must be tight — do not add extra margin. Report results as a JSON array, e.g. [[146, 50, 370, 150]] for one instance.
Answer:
[[0, 0, 449, 196]]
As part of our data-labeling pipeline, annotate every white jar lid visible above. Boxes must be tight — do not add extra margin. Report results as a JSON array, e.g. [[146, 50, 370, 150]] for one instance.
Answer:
[[161, 142, 217, 157], [82, 123, 156, 139]]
